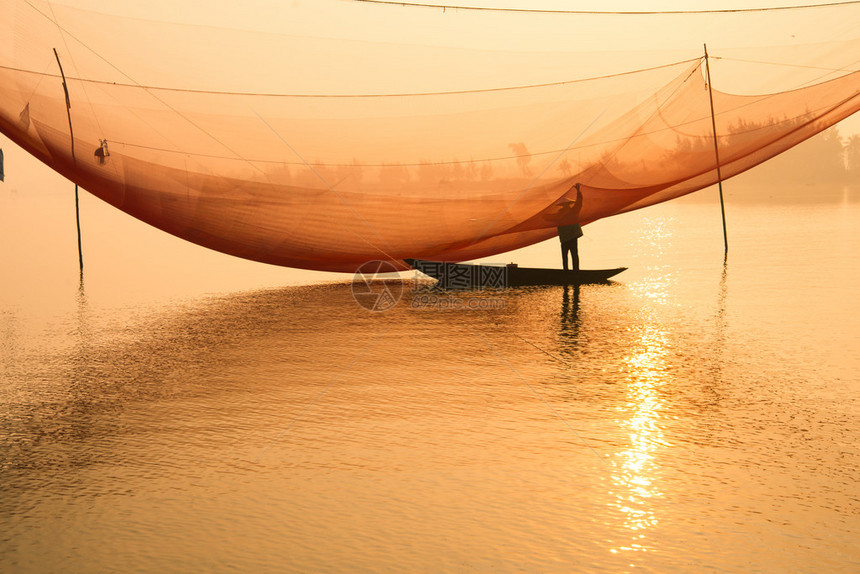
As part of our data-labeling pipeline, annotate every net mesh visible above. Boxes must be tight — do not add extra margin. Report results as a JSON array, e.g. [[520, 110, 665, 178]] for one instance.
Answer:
[[2, 0, 859, 271]]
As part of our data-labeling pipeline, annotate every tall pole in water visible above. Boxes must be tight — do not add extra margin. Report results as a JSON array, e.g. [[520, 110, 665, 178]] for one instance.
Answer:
[[54, 48, 84, 274], [704, 44, 728, 256]]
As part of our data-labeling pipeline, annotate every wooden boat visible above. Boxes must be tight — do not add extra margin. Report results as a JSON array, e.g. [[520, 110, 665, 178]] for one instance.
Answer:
[[404, 259, 626, 288]]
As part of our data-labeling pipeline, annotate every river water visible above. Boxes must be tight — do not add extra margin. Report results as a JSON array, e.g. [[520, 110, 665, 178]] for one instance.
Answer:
[[1, 174, 858, 572]]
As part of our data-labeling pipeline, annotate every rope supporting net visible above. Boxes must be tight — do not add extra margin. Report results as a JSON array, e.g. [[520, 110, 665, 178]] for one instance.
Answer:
[[1, 0, 859, 271]]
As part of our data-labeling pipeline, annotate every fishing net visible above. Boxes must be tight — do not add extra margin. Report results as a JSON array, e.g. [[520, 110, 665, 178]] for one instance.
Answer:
[[2, 0, 859, 271]]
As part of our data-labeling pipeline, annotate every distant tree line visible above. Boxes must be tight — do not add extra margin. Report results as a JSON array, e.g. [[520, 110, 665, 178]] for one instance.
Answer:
[[741, 126, 860, 184]]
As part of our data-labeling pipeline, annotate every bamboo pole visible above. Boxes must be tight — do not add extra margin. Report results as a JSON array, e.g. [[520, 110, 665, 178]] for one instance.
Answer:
[[704, 44, 728, 256], [54, 48, 84, 273]]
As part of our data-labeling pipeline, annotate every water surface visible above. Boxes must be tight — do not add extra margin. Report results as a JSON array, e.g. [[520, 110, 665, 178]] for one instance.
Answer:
[[1, 183, 859, 572]]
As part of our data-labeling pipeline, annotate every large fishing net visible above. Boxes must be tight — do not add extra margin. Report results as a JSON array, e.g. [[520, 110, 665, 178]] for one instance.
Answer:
[[2, 0, 859, 271]]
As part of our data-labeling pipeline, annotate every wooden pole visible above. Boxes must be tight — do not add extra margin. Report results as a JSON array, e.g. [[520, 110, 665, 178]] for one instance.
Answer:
[[704, 44, 728, 256], [54, 48, 84, 273]]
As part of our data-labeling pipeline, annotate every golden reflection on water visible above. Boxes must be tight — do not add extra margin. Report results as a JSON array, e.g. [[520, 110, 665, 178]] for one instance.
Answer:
[[611, 322, 668, 550], [609, 215, 673, 557], [627, 216, 675, 306]]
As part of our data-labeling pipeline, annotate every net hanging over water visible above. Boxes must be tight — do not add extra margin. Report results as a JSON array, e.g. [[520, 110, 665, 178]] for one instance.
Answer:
[[1, 0, 860, 272]]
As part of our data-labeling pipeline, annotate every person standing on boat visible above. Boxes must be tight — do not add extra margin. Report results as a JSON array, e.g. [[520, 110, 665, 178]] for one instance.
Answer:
[[557, 183, 584, 271]]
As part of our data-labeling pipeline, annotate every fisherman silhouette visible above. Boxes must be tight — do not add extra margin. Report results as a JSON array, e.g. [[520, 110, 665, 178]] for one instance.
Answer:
[[557, 183, 584, 271]]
